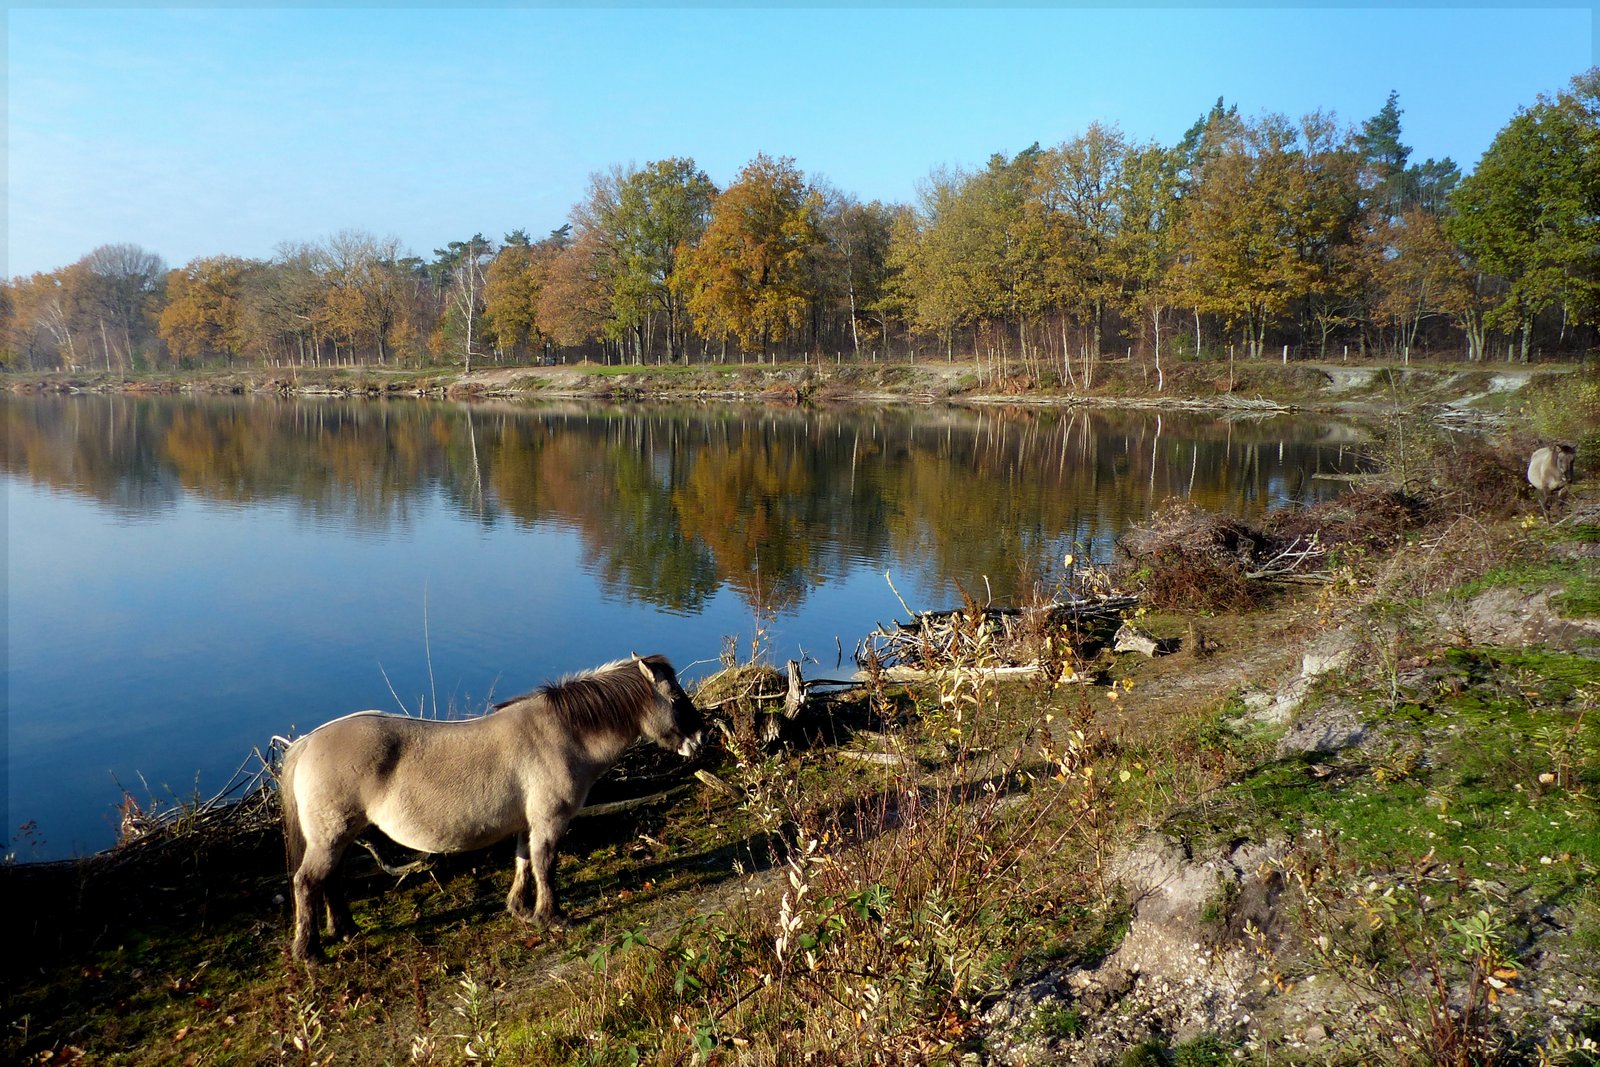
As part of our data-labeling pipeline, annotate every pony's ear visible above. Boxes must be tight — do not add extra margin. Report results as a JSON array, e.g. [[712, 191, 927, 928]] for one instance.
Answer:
[[635, 654, 656, 682]]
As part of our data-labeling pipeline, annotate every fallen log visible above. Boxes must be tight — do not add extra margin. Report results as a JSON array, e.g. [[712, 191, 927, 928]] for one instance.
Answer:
[[837, 749, 912, 768], [575, 783, 694, 819], [852, 664, 1053, 684]]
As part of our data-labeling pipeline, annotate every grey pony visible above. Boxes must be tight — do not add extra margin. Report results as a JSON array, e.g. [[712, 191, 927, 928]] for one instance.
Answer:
[[279, 654, 704, 961], [1528, 443, 1577, 518]]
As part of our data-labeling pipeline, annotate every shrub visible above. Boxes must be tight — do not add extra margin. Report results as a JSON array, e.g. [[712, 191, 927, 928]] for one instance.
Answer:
[[1517, 373, 1600, 456], [1114, 501, 1267, 612], [1265, 486, 1428, 552]]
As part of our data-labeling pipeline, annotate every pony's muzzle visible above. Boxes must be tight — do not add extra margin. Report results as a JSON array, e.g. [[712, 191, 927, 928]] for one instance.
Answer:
[[678, 732, 704, 759]]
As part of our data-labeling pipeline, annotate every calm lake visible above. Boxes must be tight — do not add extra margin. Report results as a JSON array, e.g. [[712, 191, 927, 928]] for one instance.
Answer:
[[4, 394, 1365, 860]]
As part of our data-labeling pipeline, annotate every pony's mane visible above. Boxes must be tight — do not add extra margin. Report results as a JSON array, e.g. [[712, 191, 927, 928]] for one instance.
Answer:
[[496, 657, 664, 735]]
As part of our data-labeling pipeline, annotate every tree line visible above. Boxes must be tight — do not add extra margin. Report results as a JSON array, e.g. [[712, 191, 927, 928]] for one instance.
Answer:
[[4, 70, 1596, 378]]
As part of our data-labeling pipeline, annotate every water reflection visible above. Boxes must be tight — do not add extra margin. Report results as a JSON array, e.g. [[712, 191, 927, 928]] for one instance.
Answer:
[[4, 394, 1366, 859], [3, 395, 1363, 612]]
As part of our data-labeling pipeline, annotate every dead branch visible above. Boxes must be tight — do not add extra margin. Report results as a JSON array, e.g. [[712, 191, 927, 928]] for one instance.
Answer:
[[1243, 533, 1330, 581], [574, 784, 694, 819], [853, 664, 1056, 684], [692, 769, 742, 800], [837, 749, 913, 768], [355, 837, 434, 878]]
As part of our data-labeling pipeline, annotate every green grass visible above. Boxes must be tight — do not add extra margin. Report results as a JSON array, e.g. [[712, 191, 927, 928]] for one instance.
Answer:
[[1196, 646, 1600, 916], [1551, 523, 1600, 545], [1171, 1033, 1236, 1066], [1028, 1003, 1084, 1039], [1555, 572, 1600, 617], [571, 361, 705, 378], [1449, 558, 1600, 618]]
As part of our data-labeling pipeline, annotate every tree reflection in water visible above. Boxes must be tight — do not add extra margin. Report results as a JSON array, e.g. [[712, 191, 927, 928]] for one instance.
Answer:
[[2, 394, 1364, 613], [4, 394, 1367, 859]]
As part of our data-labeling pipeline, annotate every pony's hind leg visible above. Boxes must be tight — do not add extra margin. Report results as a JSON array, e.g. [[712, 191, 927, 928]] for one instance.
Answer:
[[292, 843, 345, 962], [291, 866, 323, 961], [323, 870, 359, 941]]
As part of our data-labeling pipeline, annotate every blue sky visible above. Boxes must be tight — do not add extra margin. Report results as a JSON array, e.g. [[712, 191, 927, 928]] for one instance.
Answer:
[[7, 5, 1593, 279]]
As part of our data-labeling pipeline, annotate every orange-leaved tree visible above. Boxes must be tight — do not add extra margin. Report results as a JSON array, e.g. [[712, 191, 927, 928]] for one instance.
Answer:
[[679, 154, 822, 358], [159, 255, 257, 365], [485, 229, 564, 361]]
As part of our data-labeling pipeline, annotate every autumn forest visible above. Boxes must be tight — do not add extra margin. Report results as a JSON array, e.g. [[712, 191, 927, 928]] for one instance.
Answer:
[[6, 71, 1597, 378]]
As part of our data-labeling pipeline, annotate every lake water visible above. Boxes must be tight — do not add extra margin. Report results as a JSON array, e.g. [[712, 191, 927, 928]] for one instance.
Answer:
[[3, 394, 1366, 860]]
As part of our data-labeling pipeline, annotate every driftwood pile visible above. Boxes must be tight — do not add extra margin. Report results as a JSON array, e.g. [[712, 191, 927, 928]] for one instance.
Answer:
[[1111, 489, 1440, 612], [101, 753, 279, 866], [1117, 501, 1330, 582], [1117, 491, 1433, 599], [1264, 485, 1430, 552], [855, 593, 1138, 676], [2, 753, 284, 932]]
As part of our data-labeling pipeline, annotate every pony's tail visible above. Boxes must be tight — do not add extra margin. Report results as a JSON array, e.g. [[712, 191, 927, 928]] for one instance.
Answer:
[[279, 739, 307, 880]]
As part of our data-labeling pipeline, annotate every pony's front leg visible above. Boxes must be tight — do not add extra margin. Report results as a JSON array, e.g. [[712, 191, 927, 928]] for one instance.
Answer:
[[529, 826, 568, 928], [506, 833, 538, 922]]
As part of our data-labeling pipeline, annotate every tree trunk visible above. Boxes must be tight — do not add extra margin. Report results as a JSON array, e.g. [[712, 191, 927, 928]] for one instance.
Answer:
[[1461, 311, 1486, 362], [1060, 317, 1076, 389], [1091, 300, 1103, 368], [846, 280, 860, 359], [1151, 303, 1164, 392]]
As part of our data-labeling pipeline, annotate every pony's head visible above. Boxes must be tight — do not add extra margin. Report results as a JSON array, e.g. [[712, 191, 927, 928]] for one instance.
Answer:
[[632, 653, 705, 759]]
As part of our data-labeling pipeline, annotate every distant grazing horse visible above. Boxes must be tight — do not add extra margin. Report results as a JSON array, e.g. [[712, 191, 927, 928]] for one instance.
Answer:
[[1528, 444, 1577, 518], [279, 654, 704, 961]]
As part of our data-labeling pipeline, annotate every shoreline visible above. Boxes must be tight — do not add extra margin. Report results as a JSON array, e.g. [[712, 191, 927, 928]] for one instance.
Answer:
[[2, 357, 1577, 419]]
